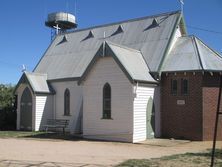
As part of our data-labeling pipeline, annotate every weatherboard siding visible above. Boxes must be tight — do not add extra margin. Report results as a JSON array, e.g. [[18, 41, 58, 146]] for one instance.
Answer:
[[51, 81, 83, 133], [35, 96, 47, 131], [83, 56, 134, 142], [34, 95, 53, 131], [133, 85, 155, 142]]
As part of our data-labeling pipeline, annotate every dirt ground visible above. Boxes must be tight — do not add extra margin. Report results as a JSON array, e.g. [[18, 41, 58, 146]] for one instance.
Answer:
[[0, 138, 220, 167]]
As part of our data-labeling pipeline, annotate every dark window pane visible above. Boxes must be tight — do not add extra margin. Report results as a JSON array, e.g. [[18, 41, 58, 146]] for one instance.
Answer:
[[64, 89, 70, 116], [182, 79, 188, 95], [103, 83, 111, 119], [171, 79, 177, 95]]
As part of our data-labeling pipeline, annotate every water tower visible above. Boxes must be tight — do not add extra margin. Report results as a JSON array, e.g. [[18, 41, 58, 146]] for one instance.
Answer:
[[45, 12, 77, 40]]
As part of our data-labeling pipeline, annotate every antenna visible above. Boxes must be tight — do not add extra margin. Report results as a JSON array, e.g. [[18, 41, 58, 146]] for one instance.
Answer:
[[179, 0, 184, 14], [74, 0, 77, 18], [66, 0, 69, 12]]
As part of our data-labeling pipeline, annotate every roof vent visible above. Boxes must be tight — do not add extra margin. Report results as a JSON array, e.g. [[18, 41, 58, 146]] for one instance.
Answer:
[[57, 35, 68, 45], [82, 30, 94, 41], [144, 18, 159, 31], [152, 18, 158, 26], [111, 25, 124, 36]]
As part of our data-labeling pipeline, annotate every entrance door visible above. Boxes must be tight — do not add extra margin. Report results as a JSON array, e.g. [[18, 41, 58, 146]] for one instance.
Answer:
[[20, 87, 32, 130], [146, 97, 155, 139]]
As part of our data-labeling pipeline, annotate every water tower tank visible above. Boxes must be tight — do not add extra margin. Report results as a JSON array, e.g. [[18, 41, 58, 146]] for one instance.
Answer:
[[45, 12, 77, 30]]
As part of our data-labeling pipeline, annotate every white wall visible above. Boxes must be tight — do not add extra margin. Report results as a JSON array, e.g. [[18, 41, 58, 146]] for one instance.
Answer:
[[133, 84, 155, 143], [35, 95, 53, 131], [82, 56, 134, 142], [51, 81, 83, 133], [168, 26, 182, 53]]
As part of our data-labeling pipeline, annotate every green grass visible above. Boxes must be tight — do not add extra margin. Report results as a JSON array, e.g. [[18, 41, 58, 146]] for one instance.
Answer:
[[117, 149, 222, 167], [0, 131, 79, 140], [0, 131, 46, 138]]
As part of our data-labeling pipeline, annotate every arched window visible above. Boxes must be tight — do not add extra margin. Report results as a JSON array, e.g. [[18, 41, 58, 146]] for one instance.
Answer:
[[103, 83, 111, 119], [64, 89, 70, 116]]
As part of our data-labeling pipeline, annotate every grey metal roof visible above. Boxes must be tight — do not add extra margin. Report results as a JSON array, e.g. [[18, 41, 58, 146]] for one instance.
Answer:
[[107, 42, 157, 83], [34, 11, 182, 80], [79, 42, 157, 83], [161, 36, 222, 72], [15, 72, 53, 94]]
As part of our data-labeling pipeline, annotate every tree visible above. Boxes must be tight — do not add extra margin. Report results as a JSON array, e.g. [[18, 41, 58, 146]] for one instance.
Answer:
[[0, 84, 16, 130]]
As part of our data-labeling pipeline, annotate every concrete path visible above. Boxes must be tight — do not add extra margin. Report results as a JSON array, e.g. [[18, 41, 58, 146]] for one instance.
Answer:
[[0, 138, 220, 166]]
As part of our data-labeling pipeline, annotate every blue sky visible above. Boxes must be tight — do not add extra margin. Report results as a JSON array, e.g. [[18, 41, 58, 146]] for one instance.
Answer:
[[1, 0, 222, 84]]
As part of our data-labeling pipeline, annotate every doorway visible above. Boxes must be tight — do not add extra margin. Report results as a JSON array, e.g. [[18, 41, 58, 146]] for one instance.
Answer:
[[20, 87, 32, 130], [146, 97, 155, 139]]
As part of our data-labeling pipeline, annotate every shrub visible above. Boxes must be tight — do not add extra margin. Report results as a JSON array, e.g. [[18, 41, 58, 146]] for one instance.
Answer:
[[0, 84, 16, 130]]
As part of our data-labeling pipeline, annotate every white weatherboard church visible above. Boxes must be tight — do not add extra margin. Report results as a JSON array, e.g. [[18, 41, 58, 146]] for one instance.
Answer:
[[15, 10, 190, 142]]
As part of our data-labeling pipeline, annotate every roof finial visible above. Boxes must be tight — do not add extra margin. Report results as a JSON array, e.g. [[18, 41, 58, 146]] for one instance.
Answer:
[[103, 31, 106, 39], [22, 64, 26, 72], [102, 41, 105, 57], [179, 0, 184, 14]]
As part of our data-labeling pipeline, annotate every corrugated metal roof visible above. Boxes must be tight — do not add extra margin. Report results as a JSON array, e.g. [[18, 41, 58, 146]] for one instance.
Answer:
[[16, 72, 53, 94], [161, 36, 222, 72], [107, 42, 157, 83], [195, 37, 222, 71], [34, 11, 182, 80]]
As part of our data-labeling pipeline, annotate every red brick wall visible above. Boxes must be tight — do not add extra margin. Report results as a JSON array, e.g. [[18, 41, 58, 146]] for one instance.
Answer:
[[161, 72, 203, 140], [202, 73, 222, 140]]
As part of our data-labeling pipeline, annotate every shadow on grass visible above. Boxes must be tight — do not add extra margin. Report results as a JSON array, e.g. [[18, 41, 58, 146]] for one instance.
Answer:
[[159, 149, 222, 162], [184, 149, 222, 159], [22, 132, 83, 141], [117, 149, 222, 167]]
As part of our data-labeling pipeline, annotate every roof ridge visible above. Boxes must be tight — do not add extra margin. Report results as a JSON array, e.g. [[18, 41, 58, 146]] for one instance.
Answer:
[[57, 10, 181, 36], [194, 36, 222, 59], [105, 41, 141, 53], [193, 36, 205, 70], [25, 71, 47, 76]]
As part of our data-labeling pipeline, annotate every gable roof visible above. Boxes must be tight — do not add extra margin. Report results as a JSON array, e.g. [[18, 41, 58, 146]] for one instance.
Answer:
[[15, 72, 54, 94], [34, 11, 183, 81], [79, 42, 157, 84], [161, 36, 222, 72]]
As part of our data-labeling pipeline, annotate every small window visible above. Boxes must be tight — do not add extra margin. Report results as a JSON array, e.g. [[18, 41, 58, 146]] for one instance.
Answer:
[[181, 79, 189, 95], [103, 83, 111, 119], [64, 89, 70, 116], [171, 79, 177, 95]]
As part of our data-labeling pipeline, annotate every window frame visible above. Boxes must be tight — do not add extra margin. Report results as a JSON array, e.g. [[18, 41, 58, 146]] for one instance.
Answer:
[[64, 88, 71, 116], [102, 83, 112, 119]]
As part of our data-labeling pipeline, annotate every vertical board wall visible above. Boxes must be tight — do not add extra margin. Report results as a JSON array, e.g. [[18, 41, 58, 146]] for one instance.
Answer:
[[133, 84, 155, 142]]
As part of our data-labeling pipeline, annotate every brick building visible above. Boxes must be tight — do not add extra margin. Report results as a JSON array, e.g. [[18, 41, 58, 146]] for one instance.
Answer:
[[161, 36, 222, 140]]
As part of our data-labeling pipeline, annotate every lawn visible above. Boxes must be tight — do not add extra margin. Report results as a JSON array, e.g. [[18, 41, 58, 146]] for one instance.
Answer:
[[0, 131, 46, 138], [0, 131, 78, 140], [117, 149, 222, 167]]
